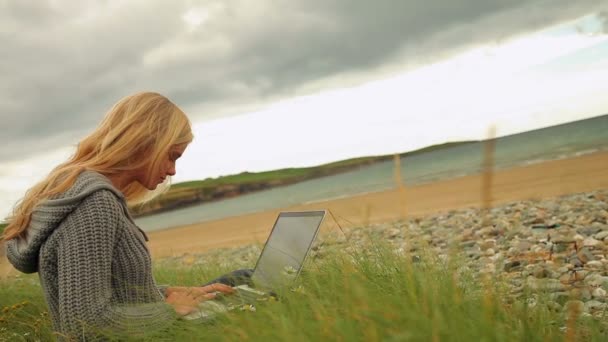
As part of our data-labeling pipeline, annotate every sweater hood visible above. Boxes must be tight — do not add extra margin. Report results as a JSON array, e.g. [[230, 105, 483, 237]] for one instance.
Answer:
[[5, 171, 127, 274]]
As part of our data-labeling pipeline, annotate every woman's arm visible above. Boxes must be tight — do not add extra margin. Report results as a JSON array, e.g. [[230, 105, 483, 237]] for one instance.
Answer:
[[163, 283, 235, 297]]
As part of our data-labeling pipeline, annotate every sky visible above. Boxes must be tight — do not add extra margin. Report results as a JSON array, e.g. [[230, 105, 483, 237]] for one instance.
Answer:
[[1, 0, 608, 219]]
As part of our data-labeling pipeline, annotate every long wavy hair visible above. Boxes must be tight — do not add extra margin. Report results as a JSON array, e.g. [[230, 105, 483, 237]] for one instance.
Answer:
[[2, 92, 193, 241]]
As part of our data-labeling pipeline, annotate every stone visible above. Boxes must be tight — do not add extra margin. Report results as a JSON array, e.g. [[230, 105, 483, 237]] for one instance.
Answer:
[[592, 287, 607, 300], [507, 247, 519, 257], [386, 228, 401, 239], [504, 260, 523, 272], [586, 260, 603, 270], [594, 231, 608, 241], [517, 241, 532, 252], [556, 245, 572, 254], [576, 248, 595, 263], [579, 226, 603, 236], [584, 300, 607, 313], [531, 245, 544, 253], [559, 273, 574, 285], [552, 237, 576, 244], [466, 249, 481, 259], [459, 240, 477, 248], [583, 238, 602, 248], [490, 252, 503, 262], [569, 258, 584, 268], [532, 266, 550, 279], [479, 239, 496, 251], [574, 270, 589, 281], [585, 274, 608, 288]]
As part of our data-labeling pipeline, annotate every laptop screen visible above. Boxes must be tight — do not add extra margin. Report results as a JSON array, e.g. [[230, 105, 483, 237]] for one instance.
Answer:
[[251, 211, 325, 290]]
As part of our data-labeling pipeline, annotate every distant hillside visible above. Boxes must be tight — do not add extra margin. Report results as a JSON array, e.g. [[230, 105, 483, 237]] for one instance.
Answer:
[[130, 140, 475, 217]]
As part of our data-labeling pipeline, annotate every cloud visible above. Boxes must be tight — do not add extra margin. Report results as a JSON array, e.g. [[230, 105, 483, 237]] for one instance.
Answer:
[[0, 0, 605, 162], [600, 11, 608, 33]]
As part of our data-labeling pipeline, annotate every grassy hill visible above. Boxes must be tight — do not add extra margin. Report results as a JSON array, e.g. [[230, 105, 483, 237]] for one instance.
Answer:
[[130, 141, 475, 216], [0, 223, 6, 236]]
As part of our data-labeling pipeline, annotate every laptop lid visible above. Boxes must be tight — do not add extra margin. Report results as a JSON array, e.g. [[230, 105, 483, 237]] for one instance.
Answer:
[[251, 210, 326, 290]]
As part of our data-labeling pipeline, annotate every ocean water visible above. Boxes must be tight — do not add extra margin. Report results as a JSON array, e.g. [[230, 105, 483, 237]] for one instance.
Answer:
[[135, 114, 608, 232]]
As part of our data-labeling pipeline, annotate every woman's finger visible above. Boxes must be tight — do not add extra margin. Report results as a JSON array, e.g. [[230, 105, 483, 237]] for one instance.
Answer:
[[202, 283, 235, 294], [203, 293, 217, 300]]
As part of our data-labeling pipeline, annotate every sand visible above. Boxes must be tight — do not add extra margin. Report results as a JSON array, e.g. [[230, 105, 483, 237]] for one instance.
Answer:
[[144, 151, 608, 258], [1, 150, 607, 277]]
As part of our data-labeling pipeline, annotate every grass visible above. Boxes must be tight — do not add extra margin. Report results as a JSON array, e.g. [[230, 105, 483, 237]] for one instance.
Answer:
[[171, 141, 475, 190], [0, 223, 5, 236], [1, 236, 606, 341]]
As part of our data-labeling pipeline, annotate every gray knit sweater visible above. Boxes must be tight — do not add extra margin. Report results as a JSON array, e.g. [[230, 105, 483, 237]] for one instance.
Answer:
[[5, 171, 176, 340]]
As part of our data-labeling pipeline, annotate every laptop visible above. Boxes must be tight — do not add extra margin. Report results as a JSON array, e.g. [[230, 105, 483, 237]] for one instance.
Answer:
[[184, 210, 326, 319]]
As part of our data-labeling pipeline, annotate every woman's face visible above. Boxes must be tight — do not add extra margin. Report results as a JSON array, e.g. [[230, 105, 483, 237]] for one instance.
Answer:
[[136, 143, 188, 190]]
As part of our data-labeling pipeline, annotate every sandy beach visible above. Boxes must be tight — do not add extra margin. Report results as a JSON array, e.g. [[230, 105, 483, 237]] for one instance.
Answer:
[[143, 150, 608, 258], [1, 150, 607, 277]]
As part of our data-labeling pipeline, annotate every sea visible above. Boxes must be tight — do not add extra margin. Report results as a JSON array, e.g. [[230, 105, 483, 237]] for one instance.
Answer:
[[135, 114, 608, 232]]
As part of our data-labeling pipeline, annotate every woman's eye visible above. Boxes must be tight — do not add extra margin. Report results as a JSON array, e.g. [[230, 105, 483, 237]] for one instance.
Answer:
[[169, 152, 181, 162]]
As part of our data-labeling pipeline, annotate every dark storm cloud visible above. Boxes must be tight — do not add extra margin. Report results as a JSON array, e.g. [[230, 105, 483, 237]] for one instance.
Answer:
[[0, 0, 604, 162]]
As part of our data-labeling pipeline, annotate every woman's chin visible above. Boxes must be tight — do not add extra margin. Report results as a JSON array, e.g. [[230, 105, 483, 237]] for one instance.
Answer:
[[140, 182, 158, 191]]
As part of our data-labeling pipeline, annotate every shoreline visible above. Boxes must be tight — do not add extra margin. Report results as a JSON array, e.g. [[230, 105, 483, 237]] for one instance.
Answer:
[[1, 150, 607, 277], [143, 150, 608, 258]]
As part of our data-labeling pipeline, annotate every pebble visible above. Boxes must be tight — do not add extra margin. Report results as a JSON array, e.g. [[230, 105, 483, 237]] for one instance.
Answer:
[[584, 300, 607, 313], [586, 260, 603, 270], [585, 274, 608, 288], [592, 287, 607, 299], [595, 231, 608, 241], [583, 238, 602, 248], [576, 248, 595, 263]]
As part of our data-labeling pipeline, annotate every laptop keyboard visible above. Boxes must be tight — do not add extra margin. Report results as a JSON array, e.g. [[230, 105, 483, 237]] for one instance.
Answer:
[[233, 285, 268, 303]]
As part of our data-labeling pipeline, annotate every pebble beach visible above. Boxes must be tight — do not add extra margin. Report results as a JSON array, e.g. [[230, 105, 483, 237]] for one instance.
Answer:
[[160, 189, 608, 317]]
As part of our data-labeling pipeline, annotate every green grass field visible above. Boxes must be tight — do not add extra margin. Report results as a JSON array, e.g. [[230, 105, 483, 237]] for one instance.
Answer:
[[1, 236, 606, 341]]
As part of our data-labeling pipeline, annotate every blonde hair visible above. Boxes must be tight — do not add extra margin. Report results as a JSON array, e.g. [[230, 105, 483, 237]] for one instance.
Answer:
[[2, 92, 193, 241]]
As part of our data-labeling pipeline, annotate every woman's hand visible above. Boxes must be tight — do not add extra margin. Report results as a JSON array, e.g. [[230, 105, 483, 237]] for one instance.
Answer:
[[164, 283, 235, 316], [165, 283, 235, 297], [165, 290, 213, 316]]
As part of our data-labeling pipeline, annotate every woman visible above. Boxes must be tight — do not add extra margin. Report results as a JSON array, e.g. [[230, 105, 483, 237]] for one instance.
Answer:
[[2, 92, 245, 340]]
